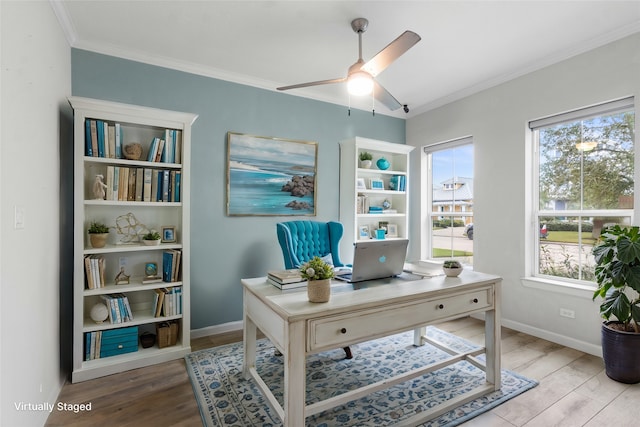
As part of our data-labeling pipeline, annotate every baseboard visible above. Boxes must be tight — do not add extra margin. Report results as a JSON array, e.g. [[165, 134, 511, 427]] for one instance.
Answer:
[[191, 320, 243, 339], [501, 318, 602, 357]]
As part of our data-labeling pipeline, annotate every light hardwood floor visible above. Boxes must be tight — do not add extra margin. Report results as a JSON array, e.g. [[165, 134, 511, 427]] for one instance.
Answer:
[[45, 317, 639, 426]]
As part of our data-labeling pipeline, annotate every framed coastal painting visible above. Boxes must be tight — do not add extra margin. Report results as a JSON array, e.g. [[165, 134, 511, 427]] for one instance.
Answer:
[[226, 132, 318, 216]]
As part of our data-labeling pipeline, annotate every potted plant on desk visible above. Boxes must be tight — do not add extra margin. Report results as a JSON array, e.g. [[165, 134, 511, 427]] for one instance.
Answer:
[[359, 151, 373, 169], [300, 256, 334, 303], [592, 224, 640, 383]]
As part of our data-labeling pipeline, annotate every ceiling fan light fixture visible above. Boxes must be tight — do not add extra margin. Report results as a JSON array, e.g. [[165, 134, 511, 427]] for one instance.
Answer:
[[347, 71, 373, 96]]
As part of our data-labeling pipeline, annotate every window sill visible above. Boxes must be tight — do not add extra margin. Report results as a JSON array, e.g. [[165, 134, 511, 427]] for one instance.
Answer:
[[521, 276, 594, 300]]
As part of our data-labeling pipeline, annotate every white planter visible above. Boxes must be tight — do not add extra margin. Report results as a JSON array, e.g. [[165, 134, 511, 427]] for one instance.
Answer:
[[359, 159, 372, 169], [143, 239, 161, 246]]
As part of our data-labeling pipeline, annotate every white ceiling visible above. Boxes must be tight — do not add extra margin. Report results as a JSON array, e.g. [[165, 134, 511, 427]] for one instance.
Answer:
[[52, 1, 640, 118]]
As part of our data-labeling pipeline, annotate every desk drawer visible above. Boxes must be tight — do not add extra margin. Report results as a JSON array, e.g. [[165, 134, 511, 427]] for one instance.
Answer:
[[308, 287, 492, 352]]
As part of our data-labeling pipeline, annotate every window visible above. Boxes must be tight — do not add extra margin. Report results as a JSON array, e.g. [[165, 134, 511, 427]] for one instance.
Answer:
[[423, 137, 474, 265], [531, 97, 635, 283]]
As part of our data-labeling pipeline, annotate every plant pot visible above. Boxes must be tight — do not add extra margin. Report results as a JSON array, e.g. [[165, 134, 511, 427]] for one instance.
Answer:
[[601, 321, 640, 383], [89, 233, 109, 248], [359, 159, 372, 169], [443, 266, 463, 277], [307, 279, 331, 303], [143, 239, 161, 246]]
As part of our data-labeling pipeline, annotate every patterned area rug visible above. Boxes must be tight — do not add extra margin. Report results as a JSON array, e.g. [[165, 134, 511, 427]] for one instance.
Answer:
[[185, 327, 537, 426]]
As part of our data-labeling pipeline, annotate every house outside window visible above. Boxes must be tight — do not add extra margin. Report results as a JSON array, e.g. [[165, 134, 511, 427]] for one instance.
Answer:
[[530, 97, 635, 283], [423, 137, 474, 266]]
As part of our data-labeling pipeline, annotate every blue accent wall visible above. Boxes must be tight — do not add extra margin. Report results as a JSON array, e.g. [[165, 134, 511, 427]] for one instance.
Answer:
[[71, 49, 406, 329]]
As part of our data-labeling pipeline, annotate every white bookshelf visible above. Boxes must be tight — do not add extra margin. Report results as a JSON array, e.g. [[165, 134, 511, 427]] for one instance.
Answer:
[[339, 137, 414, 261], [69, 97, 197, 382]]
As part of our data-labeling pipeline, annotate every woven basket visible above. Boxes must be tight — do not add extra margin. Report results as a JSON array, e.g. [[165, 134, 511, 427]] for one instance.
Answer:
[[156, 321, 179, 348], [307, 279, 331, 303]]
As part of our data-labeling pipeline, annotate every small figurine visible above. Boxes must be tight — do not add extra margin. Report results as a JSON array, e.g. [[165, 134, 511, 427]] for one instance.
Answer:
[[93, 174, 108, 200], [114, 267, 130, 285]]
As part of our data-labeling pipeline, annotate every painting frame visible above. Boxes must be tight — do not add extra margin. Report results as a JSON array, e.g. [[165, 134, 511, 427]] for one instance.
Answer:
[[161, 226, 176, 243], [358, 225, 370, 240], [226, 132, 318, 216], [386, 223, 398, 237]]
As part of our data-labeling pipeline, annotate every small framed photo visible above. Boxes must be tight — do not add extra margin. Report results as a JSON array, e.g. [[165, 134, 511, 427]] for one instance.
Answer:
[[161, 226, 176, 243], [387, 223, 398, 237], [358, 225, 370, 239], [370, 178, 384, 190], [357, 178, 367, 190], [378, 221, 389, 233]]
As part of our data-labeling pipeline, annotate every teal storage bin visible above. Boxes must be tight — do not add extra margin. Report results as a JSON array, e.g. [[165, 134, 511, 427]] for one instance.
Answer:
[[100, 326, 139, 358]]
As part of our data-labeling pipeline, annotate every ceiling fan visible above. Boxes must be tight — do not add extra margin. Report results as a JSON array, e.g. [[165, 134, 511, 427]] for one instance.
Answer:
[[277, 18, 421, 112]]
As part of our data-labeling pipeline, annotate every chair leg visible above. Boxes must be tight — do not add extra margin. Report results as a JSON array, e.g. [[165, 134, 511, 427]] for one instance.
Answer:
[[343, 346, 353, 359]]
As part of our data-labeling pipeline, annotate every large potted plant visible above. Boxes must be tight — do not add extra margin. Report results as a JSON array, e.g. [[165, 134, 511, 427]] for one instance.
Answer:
[[300, 256, 334, 303], [592, 224, 640, 383]]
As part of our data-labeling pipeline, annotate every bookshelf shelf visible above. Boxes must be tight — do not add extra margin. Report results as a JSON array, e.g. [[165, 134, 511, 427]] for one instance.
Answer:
[[339, 137, 414, 261], [69, 96, 197, 383]]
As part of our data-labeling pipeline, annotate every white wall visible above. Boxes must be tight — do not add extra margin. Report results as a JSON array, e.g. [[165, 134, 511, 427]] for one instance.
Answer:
[[1, 1, 71, 426], [407, 33, 640, 355]]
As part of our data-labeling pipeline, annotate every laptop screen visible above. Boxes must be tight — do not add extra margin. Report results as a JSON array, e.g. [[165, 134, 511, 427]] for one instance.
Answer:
[[337, 239, 409, 283]]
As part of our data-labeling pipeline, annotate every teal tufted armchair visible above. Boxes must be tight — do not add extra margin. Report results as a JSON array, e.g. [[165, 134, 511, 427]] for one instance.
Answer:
[[276, 220, 352, 359], [276, 220, 345, 270]]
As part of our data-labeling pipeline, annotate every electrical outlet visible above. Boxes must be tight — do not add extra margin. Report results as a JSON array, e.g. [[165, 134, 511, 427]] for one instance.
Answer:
[[560, 308, 575, 319], [14, 205, 25, 229]]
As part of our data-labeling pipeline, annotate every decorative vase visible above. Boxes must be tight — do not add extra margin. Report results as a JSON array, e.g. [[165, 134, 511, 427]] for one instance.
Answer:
[[143, 239, 161, 246], [90, 303, 109, 323], [376, 157, 390, 170], [307, 279, 331, 303], [359, 159, 372, 169], [443, 266, 463, 277], [601, 321, 640, 383], [89, 233, 109, 248]]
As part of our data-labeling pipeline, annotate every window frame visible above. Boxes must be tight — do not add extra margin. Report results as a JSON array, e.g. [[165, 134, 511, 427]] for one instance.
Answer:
[[529, 96, 635, 287], [421, 136, 474, 264]]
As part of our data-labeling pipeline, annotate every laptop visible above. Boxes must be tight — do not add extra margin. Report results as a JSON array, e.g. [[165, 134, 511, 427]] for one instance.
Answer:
[[335, 239, 409, 283]]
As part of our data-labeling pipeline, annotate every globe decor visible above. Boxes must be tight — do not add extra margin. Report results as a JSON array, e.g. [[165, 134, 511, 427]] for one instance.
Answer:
[[299, 256, 334, 303]]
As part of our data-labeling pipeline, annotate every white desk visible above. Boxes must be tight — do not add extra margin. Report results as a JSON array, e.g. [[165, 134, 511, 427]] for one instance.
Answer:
[[242, 270, 502, 426]]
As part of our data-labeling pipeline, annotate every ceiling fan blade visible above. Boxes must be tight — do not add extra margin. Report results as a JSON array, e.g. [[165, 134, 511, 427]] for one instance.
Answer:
[[373, 80, 402, 111], [277, 77, 347, 91], [361, 31, 421, 77]]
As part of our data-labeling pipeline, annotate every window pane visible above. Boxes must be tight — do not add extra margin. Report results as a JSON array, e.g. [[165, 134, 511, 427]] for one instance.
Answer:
[[431, 216, 473, 265], [539, 111, 634, 211], [538, 216, 631, 281]]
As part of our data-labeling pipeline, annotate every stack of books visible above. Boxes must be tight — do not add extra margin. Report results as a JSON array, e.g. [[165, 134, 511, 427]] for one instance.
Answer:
[[267, 269, 306, 290]]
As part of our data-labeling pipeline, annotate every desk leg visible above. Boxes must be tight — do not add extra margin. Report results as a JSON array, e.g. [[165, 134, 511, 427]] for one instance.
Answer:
[[243, 301, 257, 380], [283, 320, 306, 427], [413, 326, 426, 346], [485, 282, 502, 390]]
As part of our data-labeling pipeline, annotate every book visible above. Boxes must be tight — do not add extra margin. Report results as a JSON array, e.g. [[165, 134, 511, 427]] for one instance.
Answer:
[[161, 170, 170, 202], [174, 171, 181, 202], [112, 166, 120, 201], [114, 123, 122, 158], [147, 137, 159, 162], [154, 139, 165, 162], [106, 166, 114, 200], [135, 168, 143, 201], [84, 119, 93, 156], [107, 125, 115, 158], [96, 120, 105, 157], [127, 168, 136, 201], [267, 277, 307, 290], [174, 130, 182, 164], [267, 269, 304, 284], [90, 119, 98, 157], [151, 169, 159, 202], [143, 168, 152, 202]]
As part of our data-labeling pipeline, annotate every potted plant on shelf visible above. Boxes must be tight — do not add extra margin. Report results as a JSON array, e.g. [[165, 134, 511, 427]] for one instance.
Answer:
[[592, 224, 640, 383], [442, 260, 463, 277], [359, 151, 373, 169], [142, 230, 162, 246], [300, 256, 335, 303], [88, 221, 110, 248]]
